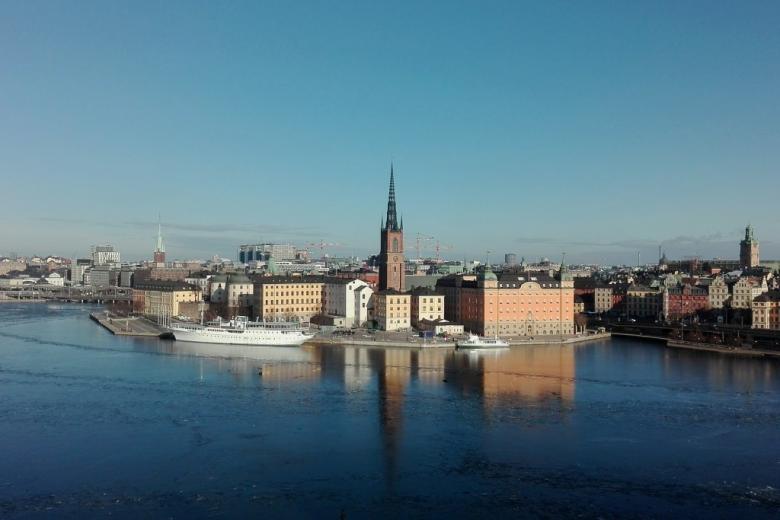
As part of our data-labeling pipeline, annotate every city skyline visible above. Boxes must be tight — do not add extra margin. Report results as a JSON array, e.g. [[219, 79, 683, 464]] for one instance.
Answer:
[[2, 2, 779, 262], [2, 214, 775, 267]]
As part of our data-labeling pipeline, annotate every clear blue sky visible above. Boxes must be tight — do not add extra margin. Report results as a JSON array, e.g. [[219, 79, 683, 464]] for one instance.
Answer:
[[1, 1, 778, 264]]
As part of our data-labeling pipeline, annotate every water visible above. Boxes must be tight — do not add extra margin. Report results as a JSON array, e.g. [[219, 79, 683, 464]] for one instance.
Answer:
[[1, 303, 779, 518]]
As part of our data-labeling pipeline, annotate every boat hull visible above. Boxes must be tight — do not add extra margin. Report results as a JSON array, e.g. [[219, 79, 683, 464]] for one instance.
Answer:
[[171, 327, 314, 347], [456, 343, 509, 350], [456, 335, 509, 349]]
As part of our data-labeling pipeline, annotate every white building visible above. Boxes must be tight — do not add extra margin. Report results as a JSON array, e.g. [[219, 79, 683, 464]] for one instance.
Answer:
[[323, 278, 373, 328], [208, 273, 253, 309], [91, 245, 120, 266], [43, 272, 64, 287], [417, 319, 464, 336], [184, 275, 211, 295], [226, 273, 254, 309]]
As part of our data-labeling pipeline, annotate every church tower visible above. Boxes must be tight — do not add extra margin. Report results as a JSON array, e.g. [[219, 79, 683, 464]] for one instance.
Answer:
[[379, 165, 405, 291], [153, 216, 166, 265], [739, 224, 759, 268]]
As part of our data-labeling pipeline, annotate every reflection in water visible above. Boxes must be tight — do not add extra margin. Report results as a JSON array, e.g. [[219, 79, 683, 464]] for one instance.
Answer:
[[147, 340, 577, 409], [4, 303, 780, 518], [150, 340, 321, 384], [130, 337, 780, 502], [661, 347, 780, 394], [155, 340, 579, 493]]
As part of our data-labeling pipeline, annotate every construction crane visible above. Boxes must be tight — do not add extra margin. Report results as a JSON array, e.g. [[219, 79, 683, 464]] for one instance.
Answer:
[[307, 241, 343, 260], [435, 241, 454, 263], [412, 233, 435, 261]]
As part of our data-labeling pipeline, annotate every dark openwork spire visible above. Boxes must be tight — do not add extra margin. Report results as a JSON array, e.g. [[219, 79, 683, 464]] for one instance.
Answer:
[[385, 163, 399, 231]]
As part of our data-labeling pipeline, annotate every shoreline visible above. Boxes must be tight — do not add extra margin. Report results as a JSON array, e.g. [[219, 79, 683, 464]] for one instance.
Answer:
[[311, 332, 612, 349], [612, 332, 780, 358], [666, 340, 780, 358], [84, 308, 778, 358]]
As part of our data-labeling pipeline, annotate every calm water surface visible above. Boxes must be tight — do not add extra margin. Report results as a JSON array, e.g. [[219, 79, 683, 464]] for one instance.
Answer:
[[1, 303, 779, 518]]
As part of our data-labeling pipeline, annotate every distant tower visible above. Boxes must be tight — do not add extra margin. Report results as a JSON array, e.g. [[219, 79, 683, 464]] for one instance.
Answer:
[[739, 224, 759, 268], [379, 164, 405, 292], [154, 216, 166, 264]]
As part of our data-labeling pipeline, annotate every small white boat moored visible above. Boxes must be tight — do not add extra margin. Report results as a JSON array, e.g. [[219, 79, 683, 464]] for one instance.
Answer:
[[456, 333, 509, 350]]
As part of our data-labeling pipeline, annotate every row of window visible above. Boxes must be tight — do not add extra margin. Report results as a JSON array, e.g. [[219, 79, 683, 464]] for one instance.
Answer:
[[264, 299, 318, 305], [267, 290, 320, 296]]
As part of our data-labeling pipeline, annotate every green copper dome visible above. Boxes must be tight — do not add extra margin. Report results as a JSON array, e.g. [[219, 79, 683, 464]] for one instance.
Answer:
[[479, 266, 497, 281]]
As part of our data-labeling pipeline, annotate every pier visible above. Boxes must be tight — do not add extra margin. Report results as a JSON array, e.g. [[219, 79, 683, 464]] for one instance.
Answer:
[[90, 311, 166, 337]]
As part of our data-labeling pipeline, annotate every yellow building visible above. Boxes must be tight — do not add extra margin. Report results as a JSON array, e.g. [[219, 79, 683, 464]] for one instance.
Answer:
[[409, 288, 444, 328], [133, 280, 202, 321], [253, 276, 324, 322], [372, 290, 411, 331]]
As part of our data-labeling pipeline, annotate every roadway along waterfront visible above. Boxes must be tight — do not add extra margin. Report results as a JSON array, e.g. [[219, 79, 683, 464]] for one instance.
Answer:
[[1, 303, 779, 518]]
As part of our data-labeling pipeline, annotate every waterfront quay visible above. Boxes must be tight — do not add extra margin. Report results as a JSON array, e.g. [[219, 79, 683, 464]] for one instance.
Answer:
[[88, 308, 611, 350], [1, 303, 779, 518], [90, 310, 166, 337]]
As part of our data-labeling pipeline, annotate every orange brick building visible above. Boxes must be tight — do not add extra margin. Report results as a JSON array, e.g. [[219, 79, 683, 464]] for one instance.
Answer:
[[436, 267, 575, 337]]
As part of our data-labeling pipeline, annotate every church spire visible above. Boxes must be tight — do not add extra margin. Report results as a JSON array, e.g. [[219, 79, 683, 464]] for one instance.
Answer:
[[156, 214, 165, 253], [385, 163, 399, 231]]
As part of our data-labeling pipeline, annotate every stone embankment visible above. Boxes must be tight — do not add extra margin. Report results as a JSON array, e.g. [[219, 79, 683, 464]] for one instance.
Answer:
[[612, 332, 780, 358], [90, 311, 165, 337]]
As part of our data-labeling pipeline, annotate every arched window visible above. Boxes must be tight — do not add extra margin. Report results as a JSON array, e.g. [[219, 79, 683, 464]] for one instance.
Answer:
[[392, 238, 399, 252]]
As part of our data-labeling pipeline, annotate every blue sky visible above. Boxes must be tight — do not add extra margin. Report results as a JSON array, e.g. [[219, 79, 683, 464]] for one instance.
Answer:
[[1, 1, 778, 264]]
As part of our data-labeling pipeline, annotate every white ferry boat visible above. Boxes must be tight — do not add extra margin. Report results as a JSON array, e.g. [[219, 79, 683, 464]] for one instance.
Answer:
[[169, 316, 315, 346], [456, 333, 509, 350]]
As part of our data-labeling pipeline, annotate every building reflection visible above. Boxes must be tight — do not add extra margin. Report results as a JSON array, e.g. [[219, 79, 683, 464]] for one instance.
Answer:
[[153, 339, 577, 491], [445, 345, 576, 408], [662, 349, 780, 394]]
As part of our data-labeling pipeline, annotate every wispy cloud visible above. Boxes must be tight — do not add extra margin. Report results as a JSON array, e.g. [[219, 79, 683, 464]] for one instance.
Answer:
[[34, 217, 326, 239], [513, 230, 770, 251]]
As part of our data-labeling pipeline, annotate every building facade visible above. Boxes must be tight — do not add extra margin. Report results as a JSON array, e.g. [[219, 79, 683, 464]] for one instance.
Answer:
[[372, 290, 411, 331], [708, 275, 730, 309], [253, 276, 324, 322], [625, 284, 661, 318], [226, 273, 254, 309], [91, 245, 120, 266], [379, 166, 405, 292], [239, 243, 298, 263], [409, 288, 445, 327], [133, 280, 202, 320], [732, 276, 768, 309], [662, 284, 709, 321], [752, 290, 780, 330], [436, 267, 575, 337], [89, 265, 113, 288], [323, 278, 373, 328]]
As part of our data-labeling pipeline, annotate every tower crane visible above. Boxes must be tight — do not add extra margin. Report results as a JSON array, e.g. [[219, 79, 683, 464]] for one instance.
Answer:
[[411, 233, 435, 261], [435, 241, 454, 263], [307, 241, 343, 260]]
